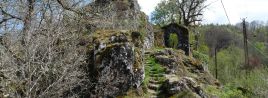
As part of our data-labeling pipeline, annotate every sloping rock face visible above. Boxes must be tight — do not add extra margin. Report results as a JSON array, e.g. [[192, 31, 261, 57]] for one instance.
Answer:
[[87, 30, 145, 97], [85, 0, 154, 49], [80, 1, 154, 97], [86, 0, 140, 30], [161, 77, 207, 98], [140, 13, 154, 49], [147, 49, 220, 98]]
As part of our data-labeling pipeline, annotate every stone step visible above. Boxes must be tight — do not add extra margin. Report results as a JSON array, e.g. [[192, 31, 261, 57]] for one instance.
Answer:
[[163, 74, 180, 82], [148, 84, 160, 90], [150, 77, 165, 82], [150, 68, 158, 71], [149, 79, 162, 84], [150, 74, 164, 77], [150, 68, 165, 72], [145, 63, 153, 65], [147, 89, 157, 95], [149, 71, 157, 74], [164, 74, 177, 78], [145, 61, 151, 63], [145, 51, 151, 54], [145, 61, 153, 64], [150, 96, 157, 98], [145, 58, 150, 60], [149, 71, 165, 74]]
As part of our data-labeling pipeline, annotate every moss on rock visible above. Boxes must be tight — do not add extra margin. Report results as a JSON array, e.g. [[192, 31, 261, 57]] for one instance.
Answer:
[[86, 30, 147, 97], [142, 48, 221, 98]]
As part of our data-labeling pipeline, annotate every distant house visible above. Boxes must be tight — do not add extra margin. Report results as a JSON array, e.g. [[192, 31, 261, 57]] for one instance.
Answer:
[[162, 23, 190, 55]]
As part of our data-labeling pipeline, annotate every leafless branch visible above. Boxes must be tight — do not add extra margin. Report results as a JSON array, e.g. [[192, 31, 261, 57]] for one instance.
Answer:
[[56, 0, 83, 15]]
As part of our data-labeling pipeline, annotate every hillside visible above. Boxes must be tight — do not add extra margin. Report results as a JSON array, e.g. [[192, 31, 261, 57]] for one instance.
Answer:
[[1, 0, 266, 98]]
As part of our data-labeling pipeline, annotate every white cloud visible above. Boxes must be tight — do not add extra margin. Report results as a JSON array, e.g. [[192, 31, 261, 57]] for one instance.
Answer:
[[137, 0, 163, 15], [204, 0, 268, 24], [138, 0, 268, 24]]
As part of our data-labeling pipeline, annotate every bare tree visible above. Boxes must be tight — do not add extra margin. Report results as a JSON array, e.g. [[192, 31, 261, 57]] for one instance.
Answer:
[[0, 0, 93, 97], [177, 0, 206, 26]]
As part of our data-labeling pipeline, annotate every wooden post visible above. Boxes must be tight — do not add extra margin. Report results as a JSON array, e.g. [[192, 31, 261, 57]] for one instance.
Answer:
[[242, 18, 249, 68], [215, 47, 218, 79], [194, 31, 199, 51]]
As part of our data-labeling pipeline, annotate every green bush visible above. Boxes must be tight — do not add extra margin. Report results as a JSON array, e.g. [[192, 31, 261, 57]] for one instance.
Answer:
[[254, 42, 266, 53], [208, 46, 243, 84], [205, 85, 247, 98], [197, 44, 209, 55], [193, 50, 209, 64], [168, 33, 179, 48], [197, 24, 268, 98], [206, 45, 268, 97], [232, 69, 268, 97]]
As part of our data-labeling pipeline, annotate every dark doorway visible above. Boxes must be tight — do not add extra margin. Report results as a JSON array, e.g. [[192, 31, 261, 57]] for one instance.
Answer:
[[162, 23, 190, 55]]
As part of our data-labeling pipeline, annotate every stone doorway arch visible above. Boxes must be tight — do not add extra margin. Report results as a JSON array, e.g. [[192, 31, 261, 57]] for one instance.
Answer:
[[162, 23, 190, 55]]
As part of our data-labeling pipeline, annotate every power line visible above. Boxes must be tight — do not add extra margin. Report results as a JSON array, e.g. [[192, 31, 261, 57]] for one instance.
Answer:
[[247, 40, 268, 59], [241, 19, 268, 59], [220, 0, 231, 24]]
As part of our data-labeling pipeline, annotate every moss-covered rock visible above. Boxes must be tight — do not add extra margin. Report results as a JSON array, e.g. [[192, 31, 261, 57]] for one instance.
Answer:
[[139, 12, 154, 49], [86, 30, 145, 97], [144, 48, 220, 98]]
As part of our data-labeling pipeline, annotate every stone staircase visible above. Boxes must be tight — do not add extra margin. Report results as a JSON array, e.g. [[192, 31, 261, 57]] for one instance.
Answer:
[[144, 52, 165, 98]]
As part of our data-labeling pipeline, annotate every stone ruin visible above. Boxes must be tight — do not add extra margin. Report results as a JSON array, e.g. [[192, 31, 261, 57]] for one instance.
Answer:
[[162, 23, 190, 55]]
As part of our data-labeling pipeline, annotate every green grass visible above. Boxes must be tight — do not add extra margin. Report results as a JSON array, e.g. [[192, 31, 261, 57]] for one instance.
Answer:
[[142, 56, 166, 94], [205, 85, 247, 98]]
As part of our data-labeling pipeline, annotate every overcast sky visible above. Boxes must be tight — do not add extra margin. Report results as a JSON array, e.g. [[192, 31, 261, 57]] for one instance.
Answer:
[[137, 0, 268, 24]]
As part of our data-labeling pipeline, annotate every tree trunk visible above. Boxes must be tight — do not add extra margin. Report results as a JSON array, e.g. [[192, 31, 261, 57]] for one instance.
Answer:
[[22, 0, 35, 46], [194, 31, 199, 50]]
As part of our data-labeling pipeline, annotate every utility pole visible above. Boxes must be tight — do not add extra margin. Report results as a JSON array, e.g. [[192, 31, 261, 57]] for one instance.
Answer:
[[242, 18, 249, 69]]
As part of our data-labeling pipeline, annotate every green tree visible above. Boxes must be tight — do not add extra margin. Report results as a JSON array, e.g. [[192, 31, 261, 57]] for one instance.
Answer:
[[151, 0, 178, 26], [204, 26, 234, 79], [151, 0, 207, 26]]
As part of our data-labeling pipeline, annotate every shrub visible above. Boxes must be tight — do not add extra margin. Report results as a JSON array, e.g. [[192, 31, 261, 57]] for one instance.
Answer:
[[193, 50, 209, 64], [168, 33, 179, 49], [205, 85, 247, 98]]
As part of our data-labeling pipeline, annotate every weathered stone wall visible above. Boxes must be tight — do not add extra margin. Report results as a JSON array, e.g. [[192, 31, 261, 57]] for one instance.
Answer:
[[162, 23, 190, 55]]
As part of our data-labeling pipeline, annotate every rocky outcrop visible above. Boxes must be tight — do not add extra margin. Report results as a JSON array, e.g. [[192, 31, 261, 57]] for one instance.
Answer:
[[140, 13, 154, 49], [79, 1, 220, 98], [160, 77, 207, 98], [153, 49, 184, 74], [84, 0, 154, 49], [78, 0, 155, 97], [86, 0, 141, 30], [144, 48, 220, 98], [86, 30, 145, 97]]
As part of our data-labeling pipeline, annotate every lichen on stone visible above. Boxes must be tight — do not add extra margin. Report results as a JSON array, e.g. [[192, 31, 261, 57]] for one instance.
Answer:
[[86, 30, 146, 97]]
